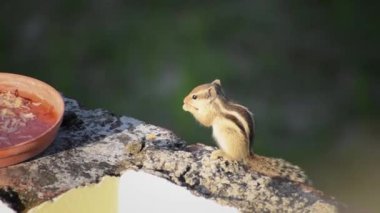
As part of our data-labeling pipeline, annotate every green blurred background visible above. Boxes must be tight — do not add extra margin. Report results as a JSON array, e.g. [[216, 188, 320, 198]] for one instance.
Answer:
[[1, 1, 379, 211]]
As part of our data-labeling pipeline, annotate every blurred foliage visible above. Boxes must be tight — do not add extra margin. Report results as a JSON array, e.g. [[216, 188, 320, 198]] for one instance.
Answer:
[[1, 0, 379, 211]]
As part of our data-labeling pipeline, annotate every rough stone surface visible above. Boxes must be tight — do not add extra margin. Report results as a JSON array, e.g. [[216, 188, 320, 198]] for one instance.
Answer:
[[0, 97, 343, 212]]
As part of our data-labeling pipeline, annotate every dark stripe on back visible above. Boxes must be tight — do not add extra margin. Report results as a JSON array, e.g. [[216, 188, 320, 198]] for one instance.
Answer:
[[224, 102, 255, 143], [223, 113, 247, 139]]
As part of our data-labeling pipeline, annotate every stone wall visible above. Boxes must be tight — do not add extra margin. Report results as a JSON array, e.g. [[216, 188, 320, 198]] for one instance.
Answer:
[[0, 98, 343, 212]]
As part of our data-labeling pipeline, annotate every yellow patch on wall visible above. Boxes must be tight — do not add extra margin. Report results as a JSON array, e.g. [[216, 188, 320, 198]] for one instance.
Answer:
[[29, 176, 119, 213]]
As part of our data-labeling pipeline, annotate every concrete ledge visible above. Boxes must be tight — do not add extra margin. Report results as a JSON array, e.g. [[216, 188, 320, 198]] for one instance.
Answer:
[[0, 97, 343, 212]]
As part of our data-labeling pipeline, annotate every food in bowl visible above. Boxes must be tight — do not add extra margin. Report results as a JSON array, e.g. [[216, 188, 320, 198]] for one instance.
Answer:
[[0, 89, 57, 148]]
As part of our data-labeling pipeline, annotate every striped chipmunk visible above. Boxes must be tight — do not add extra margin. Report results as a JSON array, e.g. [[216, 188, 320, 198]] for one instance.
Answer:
[[183, 79, 309, 183]]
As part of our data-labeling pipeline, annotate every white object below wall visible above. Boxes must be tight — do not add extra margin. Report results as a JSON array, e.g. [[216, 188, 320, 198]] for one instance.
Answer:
[[119, 170, 238, 213], [0, 201, 15, 213]]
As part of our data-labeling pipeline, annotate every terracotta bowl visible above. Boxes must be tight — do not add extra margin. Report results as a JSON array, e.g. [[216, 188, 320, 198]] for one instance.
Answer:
[[0, 73, 64, 167]]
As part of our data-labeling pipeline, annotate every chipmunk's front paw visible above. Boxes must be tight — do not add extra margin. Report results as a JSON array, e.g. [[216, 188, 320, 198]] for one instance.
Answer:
[[210, 149, 232, 160]]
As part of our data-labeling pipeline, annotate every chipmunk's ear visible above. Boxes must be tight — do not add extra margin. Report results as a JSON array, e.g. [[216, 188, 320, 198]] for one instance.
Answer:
[[208, 79, 223, 101], [207, 87, 217, 101], [212, 79, 221, 86]]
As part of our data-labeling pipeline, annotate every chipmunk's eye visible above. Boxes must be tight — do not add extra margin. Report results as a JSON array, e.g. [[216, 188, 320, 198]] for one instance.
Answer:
[[192, 95, 198, 100]]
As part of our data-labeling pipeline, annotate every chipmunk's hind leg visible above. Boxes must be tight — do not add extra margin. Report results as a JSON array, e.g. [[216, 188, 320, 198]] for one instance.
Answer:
[[210, 149, 234, 160]]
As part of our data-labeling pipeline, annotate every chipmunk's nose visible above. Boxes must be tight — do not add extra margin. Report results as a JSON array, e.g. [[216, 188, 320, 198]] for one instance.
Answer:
[[182, 103, 188, 111], [183, 97, 188, 104]]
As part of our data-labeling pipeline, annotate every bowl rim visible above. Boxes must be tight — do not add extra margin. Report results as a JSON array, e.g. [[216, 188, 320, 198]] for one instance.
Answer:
[[0, 72, 65, 153]]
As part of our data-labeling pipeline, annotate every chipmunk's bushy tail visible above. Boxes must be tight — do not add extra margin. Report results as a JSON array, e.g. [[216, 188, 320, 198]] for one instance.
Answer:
[[246, 154, 311, 184]]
